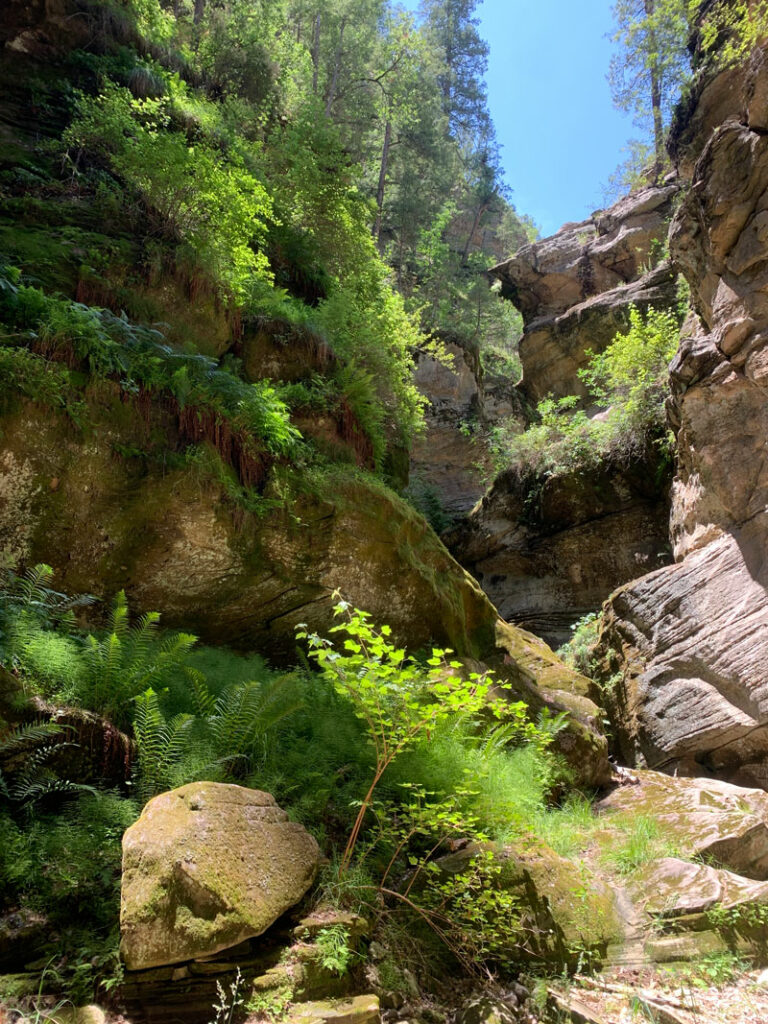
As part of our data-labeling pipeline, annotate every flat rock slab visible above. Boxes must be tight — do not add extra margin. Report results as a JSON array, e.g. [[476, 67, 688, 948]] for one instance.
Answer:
[[597, 770, 768, 879], [121, 782, 320, 970], [634, 856, 768, 919], [284, 996, 381, 1024]]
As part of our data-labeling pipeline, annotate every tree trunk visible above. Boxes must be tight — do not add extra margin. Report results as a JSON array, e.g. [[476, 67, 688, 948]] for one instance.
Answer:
[[644, 0, 664, 177], [193, 0, 205, 25], [312, 14, 322, 95], [374, 120, 392, 246], [325, 16, 347, 117], [461, 200, 489, 265]]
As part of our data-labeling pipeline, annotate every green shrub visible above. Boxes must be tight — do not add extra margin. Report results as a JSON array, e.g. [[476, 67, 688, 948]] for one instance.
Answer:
[[490, 305, 680, 477], [64, 82, 273, 302], [557, 612, 601, 677]]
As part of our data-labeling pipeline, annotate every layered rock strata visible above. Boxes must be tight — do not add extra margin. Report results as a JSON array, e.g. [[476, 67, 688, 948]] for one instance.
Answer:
[[447, 456, 671, 650], [490, 184, 679, 402], [597, 25, 768, 787], [449, 187, 677, 645]]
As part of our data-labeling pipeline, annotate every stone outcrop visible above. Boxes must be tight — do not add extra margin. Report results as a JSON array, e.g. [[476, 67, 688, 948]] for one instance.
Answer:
[[0, 393, 610, 787], [597, 770, 768, 881], [490, 184, 679, 402], [436, 839, 623, 968], [447, 456, 671, 650], [410, 342, 525, 524], [597, 24, 768, 787], [120, 783, 321, 971], [446, 183, 677, 655]]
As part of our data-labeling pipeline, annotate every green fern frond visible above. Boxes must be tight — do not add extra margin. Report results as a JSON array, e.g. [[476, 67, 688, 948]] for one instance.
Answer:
[[189, 669, 215, 717], [0, 720, 67, 755]]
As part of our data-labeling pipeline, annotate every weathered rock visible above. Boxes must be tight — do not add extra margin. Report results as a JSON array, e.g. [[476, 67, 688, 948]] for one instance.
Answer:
[[490, 185, 678, 402], [283, 996, 381, 1024], [597, 770, 768, 879], [120, 783, 320, 970], [436, 839, 623, 967], [0, 909, 49, 971], [636, 857, 768, 920], [596, 22, 768, 787], [455, 996, 520, 1024], [597, 535, 768, 787], [447, 455, 672, 649], [47, 1008, 106, 1024], [0, 395, 609, 788], [514, 262, 679, 404], [410, 343, 526, 523], [492, 186, 678, 323]]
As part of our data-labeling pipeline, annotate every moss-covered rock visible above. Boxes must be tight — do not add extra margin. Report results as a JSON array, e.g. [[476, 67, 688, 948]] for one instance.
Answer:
[[120, 782, 320, 971], [283, 995, 381, 1024], [0, 395, 610, 787], [436, 838, 623, 968], [596, 770, 768, 880]]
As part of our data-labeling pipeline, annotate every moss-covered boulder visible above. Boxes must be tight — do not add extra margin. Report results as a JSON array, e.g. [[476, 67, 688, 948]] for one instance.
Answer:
[[597, 770, 768, 880], [436, 839, 623, 968], [120, 783, 320, 971]]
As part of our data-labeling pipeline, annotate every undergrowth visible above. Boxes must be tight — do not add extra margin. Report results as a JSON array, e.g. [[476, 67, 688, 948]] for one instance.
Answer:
[[489, 305, 681, 478]]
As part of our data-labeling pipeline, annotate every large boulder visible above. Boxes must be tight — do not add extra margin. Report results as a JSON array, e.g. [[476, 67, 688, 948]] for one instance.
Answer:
[[120, 783, 320, 971]]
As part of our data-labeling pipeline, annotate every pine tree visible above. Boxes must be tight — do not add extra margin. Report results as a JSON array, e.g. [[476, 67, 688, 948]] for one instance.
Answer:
[[609, 0, 690, 177]]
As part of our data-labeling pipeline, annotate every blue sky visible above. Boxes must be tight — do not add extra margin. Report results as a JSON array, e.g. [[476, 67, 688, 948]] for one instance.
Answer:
[[400, 1, 636, 237]]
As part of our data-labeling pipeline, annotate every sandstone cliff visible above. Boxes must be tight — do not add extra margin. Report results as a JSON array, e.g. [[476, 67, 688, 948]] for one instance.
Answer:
[[597, 17, 768, 789], [448, 186, 677, 646], [490, 185, 679, 403]]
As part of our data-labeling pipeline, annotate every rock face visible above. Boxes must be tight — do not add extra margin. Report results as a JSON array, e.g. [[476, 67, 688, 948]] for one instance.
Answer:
[[120, 783, 321, 971], [0, 393, 610, 788], [597, 770, 768, 881], [597, 27, 768, 787], [436, 839, 623, 968], [447, 184, 677, 654], [410, 342, 525, 524], [447, 456, 671, 650], [490, 184, 679, 402]]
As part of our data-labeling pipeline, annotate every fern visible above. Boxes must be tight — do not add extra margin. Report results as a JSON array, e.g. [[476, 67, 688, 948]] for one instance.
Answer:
[[77, 592, 198, 728], [130, 676, 301, 803], [132, 688, 194, 804], [0, 725, 94, 809]]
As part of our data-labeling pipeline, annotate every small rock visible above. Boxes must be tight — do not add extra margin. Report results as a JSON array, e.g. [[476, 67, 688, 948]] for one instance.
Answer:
[[368, 941, 387, 961], [756, 968, 768, 989], [456, 997, 519, 1024], [47, 1007, 106, 1024]]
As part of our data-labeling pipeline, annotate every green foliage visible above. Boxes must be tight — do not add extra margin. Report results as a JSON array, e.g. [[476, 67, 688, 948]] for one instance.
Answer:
[[0, 268, 301, 461], [64, 82, 273, 302], [599, 814, 680, 876], [76, 591, 197, 729], [0, 791, 136, 1001], [298, 597, 515, 873], [315, 925, 354, 976], [490, 305, 680, 478], [695, 0, 768, 69], [557, 613, 601, 677], [609, 0, 691, 170]]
